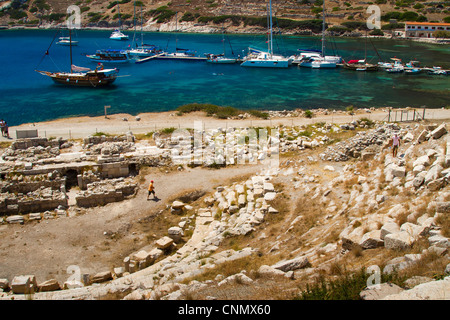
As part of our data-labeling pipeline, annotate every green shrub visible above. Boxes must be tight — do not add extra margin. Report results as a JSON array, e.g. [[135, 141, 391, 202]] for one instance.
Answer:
[[42, 13, 66, 22], [341, 21, 366, 30], [381, 11, 426, 22], [8, 9, 27, 20], [180, 12, 196, 22], [381, 22, 405, 30], [296, 268, 405, 300], [34, 0, 50, 11], [148, 6, 176, 23], [328, 26, 349, 34], [160, 127, 177, 135], [304, 110, 314, 118], [434, 30, 450, 38], [369, 29, 384, 36], [248, 110, 269, 119]]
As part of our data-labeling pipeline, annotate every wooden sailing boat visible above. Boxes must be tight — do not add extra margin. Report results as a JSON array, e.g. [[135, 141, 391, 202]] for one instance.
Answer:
[[36, 29, 119, 87]]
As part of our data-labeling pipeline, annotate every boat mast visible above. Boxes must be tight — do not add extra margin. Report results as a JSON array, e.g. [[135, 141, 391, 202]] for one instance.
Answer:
[[364, 30, 367, 62], [118, 4, 122, 31], [269, 0, 273, 57], [140, 6, 144, 47], [69, 28, 73, 73], [132, 1, 136, 47], [175, 12, 178, 50], [321, 0, 325, 57]]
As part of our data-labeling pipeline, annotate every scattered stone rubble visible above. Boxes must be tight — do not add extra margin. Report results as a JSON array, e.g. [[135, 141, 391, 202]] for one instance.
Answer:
[[1, 121, 449, 300]]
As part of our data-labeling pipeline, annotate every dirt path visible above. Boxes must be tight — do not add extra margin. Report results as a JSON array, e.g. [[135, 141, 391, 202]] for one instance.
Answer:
[[3, 108, 449, 142], [0, 163, 264, 285]]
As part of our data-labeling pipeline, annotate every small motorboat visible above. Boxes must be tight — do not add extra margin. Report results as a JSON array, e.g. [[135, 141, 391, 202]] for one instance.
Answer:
[[57, 37, 78, 46]]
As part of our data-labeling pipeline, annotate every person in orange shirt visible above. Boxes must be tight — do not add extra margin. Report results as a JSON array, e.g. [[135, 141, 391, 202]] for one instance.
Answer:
[[147, 180, 156, 200]]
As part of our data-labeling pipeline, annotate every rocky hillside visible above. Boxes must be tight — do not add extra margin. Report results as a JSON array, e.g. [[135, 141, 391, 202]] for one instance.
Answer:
[[1, 0, 449, 35], [1, 117, 449, 300]]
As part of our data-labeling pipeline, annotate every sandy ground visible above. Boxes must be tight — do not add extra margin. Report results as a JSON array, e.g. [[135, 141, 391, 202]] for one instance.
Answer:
[[0, 164, 264, 285], [3, 108, 449, 142]]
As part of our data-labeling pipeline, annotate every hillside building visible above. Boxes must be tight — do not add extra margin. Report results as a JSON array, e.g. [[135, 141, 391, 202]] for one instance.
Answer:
[[405, 22, 450, 38]]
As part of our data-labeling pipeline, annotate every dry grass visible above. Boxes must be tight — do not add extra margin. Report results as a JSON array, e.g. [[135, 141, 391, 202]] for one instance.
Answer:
[[435, 212, 450, 238]]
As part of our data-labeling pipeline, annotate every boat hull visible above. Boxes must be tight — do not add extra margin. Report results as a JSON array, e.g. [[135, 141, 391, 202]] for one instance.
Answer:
[[300, 61, 336, 69], [57, 41, 78, 46], [207, 58, 237, 64], [343, 63, 378, 71], [241, 59, 289, 68], [154, 55, 207, 61], [51, 77, 116, 87], [37, 71, 117, 87], [86, 55, 129, 63]]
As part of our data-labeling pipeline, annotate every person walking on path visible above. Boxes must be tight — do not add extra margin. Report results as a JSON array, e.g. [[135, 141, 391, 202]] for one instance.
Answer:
[[147, 180, 156, 200], [392, 133, 400, 158]]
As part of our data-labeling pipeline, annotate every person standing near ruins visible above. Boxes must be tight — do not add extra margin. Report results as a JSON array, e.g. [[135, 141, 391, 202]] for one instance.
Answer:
[[0, 119, 5, 137], [392, 133, 400, 158]]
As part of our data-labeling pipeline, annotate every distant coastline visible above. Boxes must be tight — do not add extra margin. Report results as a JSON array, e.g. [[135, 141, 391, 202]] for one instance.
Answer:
[[2, 24, 449, 45]]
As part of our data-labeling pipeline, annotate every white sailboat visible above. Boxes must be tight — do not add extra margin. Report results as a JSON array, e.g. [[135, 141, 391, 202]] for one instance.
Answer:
[[110, 4, 129, 40], [297, 1, 341, 68], [127, 3, 163, 58], [241, 0, 290, 68], [205, 26, 237, 64]]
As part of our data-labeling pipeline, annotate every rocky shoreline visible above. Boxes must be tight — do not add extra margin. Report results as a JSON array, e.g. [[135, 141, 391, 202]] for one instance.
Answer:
[[3, 19, 449, 45]]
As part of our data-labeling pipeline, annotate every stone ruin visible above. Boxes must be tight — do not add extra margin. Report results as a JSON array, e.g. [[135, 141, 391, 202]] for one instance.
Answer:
[[0, 133, 171, 224]]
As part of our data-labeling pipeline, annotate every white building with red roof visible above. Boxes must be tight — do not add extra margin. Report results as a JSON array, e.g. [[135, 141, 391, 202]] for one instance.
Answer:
[[405, 22, 450, 38]]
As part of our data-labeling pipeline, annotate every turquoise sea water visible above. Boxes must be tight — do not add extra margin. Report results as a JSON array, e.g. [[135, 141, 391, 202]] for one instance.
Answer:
[[0, 29, 449, 126]]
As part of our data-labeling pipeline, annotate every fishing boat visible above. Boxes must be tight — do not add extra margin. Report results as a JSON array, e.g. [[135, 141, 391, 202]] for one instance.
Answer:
[[110, 4, 129, 40], [296, 1, 341, 69], [86, 49, 130, 63], [385, 58, 404, 73], [36, 29, 119, 87], [241, 0, 290, 68]]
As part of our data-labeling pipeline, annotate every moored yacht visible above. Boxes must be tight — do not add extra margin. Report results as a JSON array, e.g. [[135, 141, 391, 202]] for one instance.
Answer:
[[294, 2, 341, 69], [110, 29, 129, 40], [241, 0, 290, 68], [86, 49, 130, 63]]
